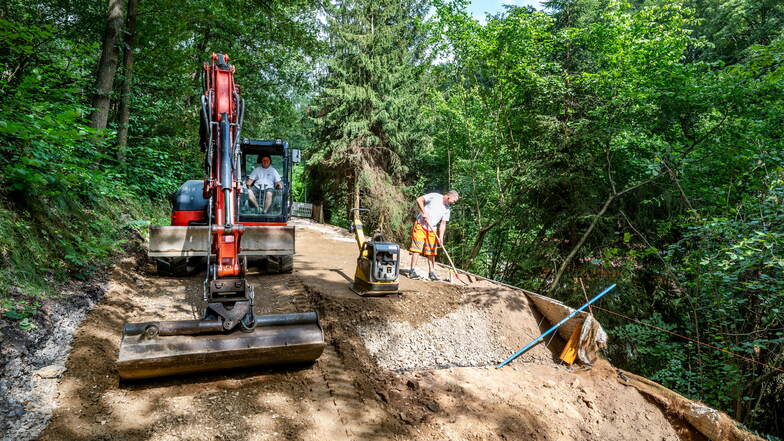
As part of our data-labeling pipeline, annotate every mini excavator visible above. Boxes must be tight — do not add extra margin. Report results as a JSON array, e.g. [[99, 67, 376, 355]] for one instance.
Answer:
[[116, 54, 325, 380], [348, 208, 400, 296]]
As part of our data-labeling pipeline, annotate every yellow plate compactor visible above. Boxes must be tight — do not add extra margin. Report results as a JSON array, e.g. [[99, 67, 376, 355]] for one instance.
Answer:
[[349, 208, 400, 296]]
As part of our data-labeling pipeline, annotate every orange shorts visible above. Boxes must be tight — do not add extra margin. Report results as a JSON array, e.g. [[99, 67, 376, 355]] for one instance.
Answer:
[[409, 222, 437, 256]]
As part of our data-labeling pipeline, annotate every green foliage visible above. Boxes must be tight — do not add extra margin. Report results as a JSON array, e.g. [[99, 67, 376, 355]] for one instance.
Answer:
[[2, 298, 40, 320], [0, 0, 321, 328], [426, 0, 784, 435], [308, 0, 434, 238], [2, 296, 40, 330]]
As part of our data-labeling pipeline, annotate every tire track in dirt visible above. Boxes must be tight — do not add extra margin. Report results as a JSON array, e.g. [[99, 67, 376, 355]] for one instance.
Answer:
[[260, 276, 352, 440], [280, 276, 392, 441]]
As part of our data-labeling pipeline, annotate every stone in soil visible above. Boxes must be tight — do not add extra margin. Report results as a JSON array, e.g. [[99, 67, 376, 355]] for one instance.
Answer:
[[0, 279, 104, 441]]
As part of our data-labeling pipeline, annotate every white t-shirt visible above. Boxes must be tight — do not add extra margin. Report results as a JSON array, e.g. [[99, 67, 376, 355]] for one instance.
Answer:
[[248, 166, 281, 190], [417, 192, 451, 231]]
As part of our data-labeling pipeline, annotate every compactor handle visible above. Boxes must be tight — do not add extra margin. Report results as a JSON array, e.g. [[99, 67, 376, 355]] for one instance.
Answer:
[[349, 208, 369, 250], [348, 207, 369, 232]]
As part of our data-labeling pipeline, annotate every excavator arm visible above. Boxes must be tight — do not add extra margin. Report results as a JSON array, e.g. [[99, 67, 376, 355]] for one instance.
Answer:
[[203, 53, 244, 280]]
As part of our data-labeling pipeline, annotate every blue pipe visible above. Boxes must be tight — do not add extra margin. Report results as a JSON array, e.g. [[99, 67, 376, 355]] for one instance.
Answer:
[[496, 284, 617, 368]]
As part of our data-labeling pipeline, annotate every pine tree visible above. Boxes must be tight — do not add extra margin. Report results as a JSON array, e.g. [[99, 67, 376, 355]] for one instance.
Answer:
[[309, 0, 432, 235]]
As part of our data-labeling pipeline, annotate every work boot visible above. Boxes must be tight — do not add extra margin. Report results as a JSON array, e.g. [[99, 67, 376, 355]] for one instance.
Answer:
[[407, 269, 422, 280], [429, 271, 441, 282]]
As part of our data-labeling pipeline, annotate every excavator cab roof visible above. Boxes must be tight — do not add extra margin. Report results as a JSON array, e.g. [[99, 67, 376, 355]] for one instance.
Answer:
[[239, 139, 288, 157]]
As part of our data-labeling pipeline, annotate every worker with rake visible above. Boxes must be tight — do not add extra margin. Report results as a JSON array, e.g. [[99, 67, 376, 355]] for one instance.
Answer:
[[405, 190, 459, 281]]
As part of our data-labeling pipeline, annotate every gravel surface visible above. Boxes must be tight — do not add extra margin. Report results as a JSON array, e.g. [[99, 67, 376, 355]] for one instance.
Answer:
[[358, 305, 507, 371], [0, 280, 105, 441]]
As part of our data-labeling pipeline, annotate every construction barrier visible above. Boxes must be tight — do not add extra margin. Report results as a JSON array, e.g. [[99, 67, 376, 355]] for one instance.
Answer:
[[291, 202, 313, 218]]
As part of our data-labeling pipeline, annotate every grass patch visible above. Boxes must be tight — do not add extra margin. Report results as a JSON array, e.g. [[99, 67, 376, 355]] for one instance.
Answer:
[[0, 195, 170, 330]]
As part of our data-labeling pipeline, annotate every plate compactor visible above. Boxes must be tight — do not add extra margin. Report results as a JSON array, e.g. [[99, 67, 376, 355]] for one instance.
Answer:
[[116, 54, 325, 380], [348, 208, 400, 296]]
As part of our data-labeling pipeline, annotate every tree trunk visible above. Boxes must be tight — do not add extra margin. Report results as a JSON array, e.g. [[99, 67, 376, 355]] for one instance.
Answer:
[[462, 221, 498, 269], [546, 171, 666, 296], [353, 177, 360, 210], [489, 233, 503, 279], [547, 194, 614, 296], [89, 0, 125, 130], [347, 171, 359, 215], [116, 0, 137, 159]]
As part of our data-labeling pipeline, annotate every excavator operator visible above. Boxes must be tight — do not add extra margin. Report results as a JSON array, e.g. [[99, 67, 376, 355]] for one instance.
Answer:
[[246, 155, 283, 213]]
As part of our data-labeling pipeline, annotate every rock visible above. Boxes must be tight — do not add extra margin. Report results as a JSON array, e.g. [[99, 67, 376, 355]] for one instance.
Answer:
[[34, 364, 66, 379], [581, 396, 595, 409], [425, 400, 440, 412], [406, 379, 419, 391], [388, 389, 403, 403], [376, 390, 389, 403]]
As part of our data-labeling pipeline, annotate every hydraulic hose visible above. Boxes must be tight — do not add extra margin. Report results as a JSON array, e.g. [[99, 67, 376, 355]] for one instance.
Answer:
[[234, 96, 244, 152], [220, 114, 232, 225]]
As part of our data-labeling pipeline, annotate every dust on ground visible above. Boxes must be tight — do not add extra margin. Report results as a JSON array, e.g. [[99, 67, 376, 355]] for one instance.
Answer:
[[27, 219, 691, 441]]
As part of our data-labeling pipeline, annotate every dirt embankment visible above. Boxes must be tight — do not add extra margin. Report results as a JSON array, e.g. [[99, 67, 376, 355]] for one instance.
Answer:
[[0, 268, 106, 441], [14, 219, 711, 441]]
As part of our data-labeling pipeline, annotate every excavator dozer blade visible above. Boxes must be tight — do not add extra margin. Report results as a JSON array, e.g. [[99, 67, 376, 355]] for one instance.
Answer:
[[117, 312, 325, 380]]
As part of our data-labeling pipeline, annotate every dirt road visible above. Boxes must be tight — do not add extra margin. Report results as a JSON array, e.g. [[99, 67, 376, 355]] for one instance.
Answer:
[[37, 220, 689, 441]]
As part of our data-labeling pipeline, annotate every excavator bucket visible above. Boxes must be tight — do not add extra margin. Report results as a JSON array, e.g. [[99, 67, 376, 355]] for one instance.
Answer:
[[117, 312, 325, 380]]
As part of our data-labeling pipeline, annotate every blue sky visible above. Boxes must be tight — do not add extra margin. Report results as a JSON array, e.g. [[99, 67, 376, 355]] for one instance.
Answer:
[[467, 0, 545, 21]]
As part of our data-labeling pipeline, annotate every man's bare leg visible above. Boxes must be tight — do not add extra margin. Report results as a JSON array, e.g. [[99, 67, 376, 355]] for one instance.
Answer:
[[264, 191, 273, 212], [427, 255, 436, 275], [248, 189, 260, 210], [409, 252, 419, 270]]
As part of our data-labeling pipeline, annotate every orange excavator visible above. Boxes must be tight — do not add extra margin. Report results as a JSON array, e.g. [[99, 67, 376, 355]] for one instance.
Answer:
[[116, 54, 325, 380]]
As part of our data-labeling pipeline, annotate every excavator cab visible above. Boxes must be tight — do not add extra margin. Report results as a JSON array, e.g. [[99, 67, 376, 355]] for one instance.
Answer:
[[238, 140, 298, 221]]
